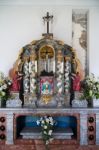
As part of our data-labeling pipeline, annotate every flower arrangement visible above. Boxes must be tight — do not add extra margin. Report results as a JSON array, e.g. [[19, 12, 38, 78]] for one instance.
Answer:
[[81, 73, 99, 101], [0, 71, 12, 101], [37, 116, 55, 146]]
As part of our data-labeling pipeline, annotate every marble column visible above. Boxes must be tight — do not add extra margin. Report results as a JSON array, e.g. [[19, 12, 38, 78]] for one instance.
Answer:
[[56, 50, 64, 107], [23, 58, 30, 93], [64, 57, 71, 94], [80, 113, 88, 145], [96, 113, 99, 145], [6, 112, 14, 144]]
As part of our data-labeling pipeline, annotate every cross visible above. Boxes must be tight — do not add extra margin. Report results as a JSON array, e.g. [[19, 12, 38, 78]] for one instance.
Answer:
[[42, 12, 53, 37]]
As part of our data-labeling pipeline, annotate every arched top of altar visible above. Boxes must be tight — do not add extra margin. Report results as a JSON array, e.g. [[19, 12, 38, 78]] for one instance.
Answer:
[[16, 37, 77, 64], [9, 36, 83, 79]]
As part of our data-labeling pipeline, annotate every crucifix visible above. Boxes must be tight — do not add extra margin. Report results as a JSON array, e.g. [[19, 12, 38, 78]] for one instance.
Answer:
[[42, 12, 53, 37]]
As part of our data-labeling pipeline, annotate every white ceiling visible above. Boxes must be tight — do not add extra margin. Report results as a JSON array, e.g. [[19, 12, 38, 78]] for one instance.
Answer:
[[0, 0, 99, 6]]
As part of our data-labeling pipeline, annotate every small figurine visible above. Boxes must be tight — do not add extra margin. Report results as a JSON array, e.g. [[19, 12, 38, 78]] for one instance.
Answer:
[[72, 72, 81, 91], [10, 71, 22, 92]]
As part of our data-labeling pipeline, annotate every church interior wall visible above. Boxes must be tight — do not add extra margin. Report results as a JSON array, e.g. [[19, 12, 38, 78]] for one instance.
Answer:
[[0, 0, 99, 76]]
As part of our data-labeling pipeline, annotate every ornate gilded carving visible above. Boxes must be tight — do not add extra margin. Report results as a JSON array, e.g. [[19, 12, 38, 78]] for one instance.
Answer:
[[10, 36, 83, 107]]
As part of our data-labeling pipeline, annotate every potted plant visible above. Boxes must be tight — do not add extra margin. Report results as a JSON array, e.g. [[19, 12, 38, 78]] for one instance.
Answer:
[[72, 72, 88, 108], [72, 91, 88, 107], [0, 71, 12, 107], [81, 73, 99, 107]]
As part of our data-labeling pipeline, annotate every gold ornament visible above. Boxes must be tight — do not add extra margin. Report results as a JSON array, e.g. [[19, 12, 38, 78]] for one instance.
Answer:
[[41, 95, 52, 104]]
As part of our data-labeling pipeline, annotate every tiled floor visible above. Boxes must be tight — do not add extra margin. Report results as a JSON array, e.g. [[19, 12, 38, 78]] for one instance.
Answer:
[[0, 145, 99, 150]]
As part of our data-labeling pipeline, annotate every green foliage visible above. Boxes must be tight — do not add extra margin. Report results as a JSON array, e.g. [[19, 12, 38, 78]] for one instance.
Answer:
[[0, 71, 12, 100], [81, 74, 99, 101], [37, 116, 55, 145]]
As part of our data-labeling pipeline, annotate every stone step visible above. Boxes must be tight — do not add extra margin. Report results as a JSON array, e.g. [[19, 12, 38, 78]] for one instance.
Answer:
[[20, 127, 74, 139]]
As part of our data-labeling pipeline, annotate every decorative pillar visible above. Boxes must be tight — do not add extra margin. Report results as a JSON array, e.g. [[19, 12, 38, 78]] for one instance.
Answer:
[[56, 50, 64, 94], [64, 57, 71, 106], [6, 113, 14, 144], [29, 52, 37, 96], [23, 57, 30, 106], [56, 50, 64, 107], [23, 57, 30, 93], [80, 113, 88, 145], [64, 57, 71, 94]]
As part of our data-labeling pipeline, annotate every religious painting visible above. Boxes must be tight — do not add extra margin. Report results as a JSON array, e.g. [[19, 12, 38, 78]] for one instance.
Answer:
[[72, 9, 88, 75], [39, 45, 55, 75], [40, 77, 54, 95]]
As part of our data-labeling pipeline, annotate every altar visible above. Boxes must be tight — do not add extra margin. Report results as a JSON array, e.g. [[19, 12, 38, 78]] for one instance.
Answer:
[[8, 12, 82, 109], [0, 12, 97, 148], [0, 107, 99, 146]]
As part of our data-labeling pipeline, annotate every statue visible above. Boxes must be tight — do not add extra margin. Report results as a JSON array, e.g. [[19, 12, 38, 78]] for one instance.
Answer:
[[73, 72, 81, 91], [10, 71, 22, 92]]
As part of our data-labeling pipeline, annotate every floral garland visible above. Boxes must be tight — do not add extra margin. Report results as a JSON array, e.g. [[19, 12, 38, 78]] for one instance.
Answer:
[[37, 116, 55, 146]]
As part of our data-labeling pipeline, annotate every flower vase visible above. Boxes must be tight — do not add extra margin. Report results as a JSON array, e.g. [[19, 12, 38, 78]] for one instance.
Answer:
[[0, 99, 1, 107], [45, 144, 50, 150], [93, 98, 99, 107], [0, 98, 6, 108], [72, 99, 88, 107], [87, 99, 93, 107]]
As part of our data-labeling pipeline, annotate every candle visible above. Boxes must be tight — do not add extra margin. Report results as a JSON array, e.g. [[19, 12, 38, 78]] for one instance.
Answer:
[[53, 60, 55, 73], [35, 61, 37, 73]]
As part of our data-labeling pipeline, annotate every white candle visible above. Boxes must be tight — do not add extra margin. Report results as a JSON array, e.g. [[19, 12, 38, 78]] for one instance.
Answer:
[[35, 61, 37, 73], [60, 62, 63, 73], [53, 60, 55, 73], [29, 61, 31, 73], [48, 58, 49, 72]]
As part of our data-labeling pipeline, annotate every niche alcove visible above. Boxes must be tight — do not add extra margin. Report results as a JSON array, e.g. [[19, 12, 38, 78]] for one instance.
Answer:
[[14, 113, 80, 145]]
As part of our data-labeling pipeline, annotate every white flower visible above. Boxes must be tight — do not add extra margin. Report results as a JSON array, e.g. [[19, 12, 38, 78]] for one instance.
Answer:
[[46, 140, 49, 145], [37, 116, 55, 145], [49, 138, 54, 142], [44, 125, 47, 129], [48, 130, 52, 135], [49, 117, 53, 122], [3, 84, 7, 89], [41, 120, 44, 124], [8, 81, 12, 85], [50, 121, 54, 126], [36, 120, 40, 125], [44, 131, 47, 134], [46, 118, 49, 123], [1, 91, 5, 96]]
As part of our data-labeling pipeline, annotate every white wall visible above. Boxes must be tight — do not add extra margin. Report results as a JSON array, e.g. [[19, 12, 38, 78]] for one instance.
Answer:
[[0, 0, 99, 76]]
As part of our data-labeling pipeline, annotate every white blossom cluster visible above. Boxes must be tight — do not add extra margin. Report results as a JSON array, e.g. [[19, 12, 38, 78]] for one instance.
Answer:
[[0, 71, 12, 100], [36, 116, 55, 145], [81, 73, 99, 100]]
